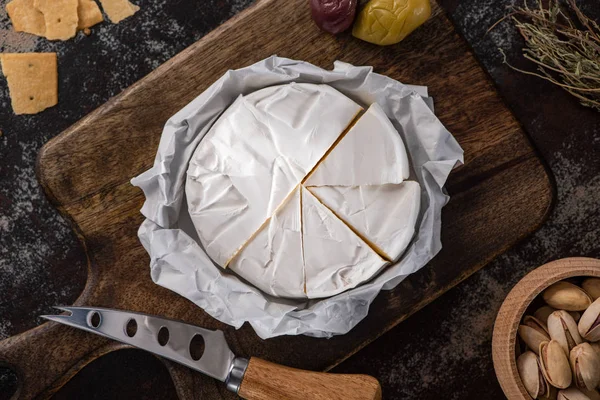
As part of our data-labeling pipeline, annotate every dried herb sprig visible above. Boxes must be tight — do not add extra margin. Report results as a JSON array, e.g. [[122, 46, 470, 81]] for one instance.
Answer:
[[498, 0, 600, 111]]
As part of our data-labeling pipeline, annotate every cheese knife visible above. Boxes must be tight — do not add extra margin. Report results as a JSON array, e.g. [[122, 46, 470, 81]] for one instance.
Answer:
[[42, 306, 381, 400]]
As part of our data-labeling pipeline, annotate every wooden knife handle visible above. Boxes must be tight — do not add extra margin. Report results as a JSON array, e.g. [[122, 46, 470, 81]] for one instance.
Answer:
[[237, 357, 382, 400]]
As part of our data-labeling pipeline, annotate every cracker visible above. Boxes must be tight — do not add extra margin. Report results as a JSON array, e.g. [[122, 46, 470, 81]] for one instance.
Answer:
[[6, 0, 46, 37], [77, 0, 103, 30], [0, 53, 58, 115], [33, 0, 79, 41], [98, 0, 139, 23]]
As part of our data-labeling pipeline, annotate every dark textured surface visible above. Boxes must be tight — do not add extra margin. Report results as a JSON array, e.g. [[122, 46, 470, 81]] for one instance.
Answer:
[[0, 0, 598, 399]]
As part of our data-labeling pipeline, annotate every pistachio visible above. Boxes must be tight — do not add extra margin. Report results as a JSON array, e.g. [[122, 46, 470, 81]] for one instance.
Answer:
[[540, 340, 572, 389], [548, 310, 583, 355], [519, 323, 551, 355], [580, 389, 600, 400], [589, 342, 600, 357], [570, 343, 600, 390], [525, 315, 550, 334], [578, 297, 600, 342], [543, 281, 593, 311], [535, 306, 557, 325], [582, 278, 600, 300], [517, 351, 548, 399], [558, 388, 593, 400]]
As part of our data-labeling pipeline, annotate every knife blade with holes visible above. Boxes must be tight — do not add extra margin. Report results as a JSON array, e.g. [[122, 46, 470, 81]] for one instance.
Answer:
[[42, 307, 381, 400]]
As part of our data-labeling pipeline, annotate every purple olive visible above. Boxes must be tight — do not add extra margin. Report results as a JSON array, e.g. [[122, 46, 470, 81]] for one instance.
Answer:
[[310, 0, 357, 35]]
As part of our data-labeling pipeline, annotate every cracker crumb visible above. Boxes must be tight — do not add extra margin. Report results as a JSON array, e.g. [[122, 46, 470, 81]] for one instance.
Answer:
[[98, 0, 139, 23]]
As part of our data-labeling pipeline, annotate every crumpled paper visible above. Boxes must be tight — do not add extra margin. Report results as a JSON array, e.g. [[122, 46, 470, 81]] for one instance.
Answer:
[[131, 56, 464, 339]]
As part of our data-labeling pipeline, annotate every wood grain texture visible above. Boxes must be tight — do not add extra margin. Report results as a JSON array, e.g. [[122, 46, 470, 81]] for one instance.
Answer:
[[0, 0, 553, 398], [492, 257, 600, 400], [238, 358, 382, 400]]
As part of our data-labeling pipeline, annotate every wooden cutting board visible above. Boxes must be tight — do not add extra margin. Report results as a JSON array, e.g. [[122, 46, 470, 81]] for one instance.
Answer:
[[0, 0, 554, 398]]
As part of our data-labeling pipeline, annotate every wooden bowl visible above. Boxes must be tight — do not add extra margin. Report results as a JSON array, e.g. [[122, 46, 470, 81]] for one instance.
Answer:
[[492, 257, 600, 399]]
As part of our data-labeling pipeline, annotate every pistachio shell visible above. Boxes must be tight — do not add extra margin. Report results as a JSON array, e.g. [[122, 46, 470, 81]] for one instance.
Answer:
[[582, 278, 600, 301], [517, 351, 547, 398], [558, 387, 593, 400], [570, 343, 600, 391], [548, 310, 583, 355], [580, 389, 600, 400], [535, 306, 558, 325], [540, 340, 572, 389], [519, 324, 551, 355], [524, 315, 551, 334], [543, 282, 592, 311], [578, 297, 600, 342], [589, 342, 600, 357]]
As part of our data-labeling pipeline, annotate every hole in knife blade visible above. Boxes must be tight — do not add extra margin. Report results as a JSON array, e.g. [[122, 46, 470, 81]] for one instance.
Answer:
[[189, 334, 205, 361], [88, 311, 101, 328], [125, 318, 137, 337], [157, 326, 169, 346]]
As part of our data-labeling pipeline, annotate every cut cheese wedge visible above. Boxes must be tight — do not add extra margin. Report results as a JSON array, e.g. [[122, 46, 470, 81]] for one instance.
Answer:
[[301, 186, 388, 298], [305, 102, 409, 186], [228, 186, 389, 299], [308, 182, 421, 261], [186, 83, 362, 267], [228, 187, 306, 298]]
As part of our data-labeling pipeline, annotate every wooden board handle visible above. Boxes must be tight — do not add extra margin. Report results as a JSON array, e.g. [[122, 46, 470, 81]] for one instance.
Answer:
[[238, 357, 382, 400], [0, 321, 125, 398]]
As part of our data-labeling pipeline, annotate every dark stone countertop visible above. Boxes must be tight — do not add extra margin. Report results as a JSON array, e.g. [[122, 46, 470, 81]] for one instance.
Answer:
[[0, 0, 599, 398]]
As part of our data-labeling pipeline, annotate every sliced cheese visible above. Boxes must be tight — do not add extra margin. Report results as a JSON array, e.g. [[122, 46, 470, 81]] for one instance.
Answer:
[[301, 186, 388, 298], [186, 83, 362, 268], [308, 181, 421, 261], [228, 187, 306, 298], [305, 102, 409, 186]]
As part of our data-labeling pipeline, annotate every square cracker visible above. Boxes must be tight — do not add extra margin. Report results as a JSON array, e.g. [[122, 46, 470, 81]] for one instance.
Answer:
[[98, 0, 139, 23], [6, 0, 46, 37], [77, 0, 103, 30], [0, 53, 58, 115], [33, 0, 79, 40]]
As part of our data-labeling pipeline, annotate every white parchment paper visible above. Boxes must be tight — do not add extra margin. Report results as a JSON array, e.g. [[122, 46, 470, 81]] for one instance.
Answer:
[[131, 56, 464, 339]]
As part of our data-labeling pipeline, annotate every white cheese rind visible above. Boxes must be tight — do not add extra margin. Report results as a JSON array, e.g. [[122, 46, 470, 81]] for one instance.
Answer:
[[301, 187, 388, 298], [305, 102, 409, 187], [186, 83, 362, 267], [308, 181, 421, 261], [228, 187, 306, 298]]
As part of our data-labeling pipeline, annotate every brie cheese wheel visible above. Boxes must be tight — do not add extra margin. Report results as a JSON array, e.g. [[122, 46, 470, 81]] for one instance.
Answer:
[[186, 82, 420, 300], [308, 182, 421, 261], [228, 187, 306, 298], [304, 102, 409, 186], [301, 187, 388, 298], [186, 83, 362, 267]]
